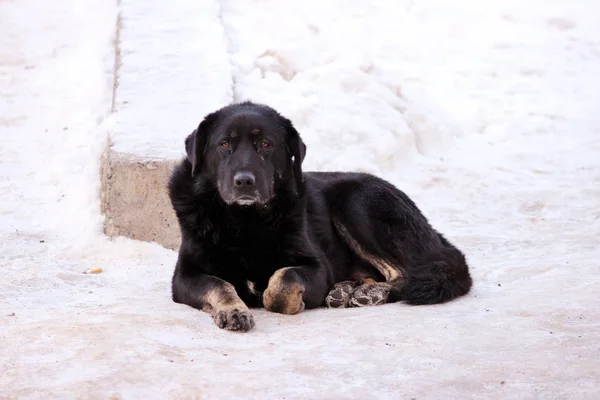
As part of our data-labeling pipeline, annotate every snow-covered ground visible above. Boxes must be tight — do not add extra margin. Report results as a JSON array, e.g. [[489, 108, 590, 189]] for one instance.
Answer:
[[1, 0, 599, 399]]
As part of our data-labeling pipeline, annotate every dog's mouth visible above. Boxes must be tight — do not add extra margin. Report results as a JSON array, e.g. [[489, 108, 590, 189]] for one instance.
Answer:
[[217, 181, 273, 207], [234, 196, 258, 206]]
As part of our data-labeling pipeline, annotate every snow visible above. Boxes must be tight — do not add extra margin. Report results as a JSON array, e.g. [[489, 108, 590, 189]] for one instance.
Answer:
[[111, 0, 233, 160], [1, 0, 599, 399]]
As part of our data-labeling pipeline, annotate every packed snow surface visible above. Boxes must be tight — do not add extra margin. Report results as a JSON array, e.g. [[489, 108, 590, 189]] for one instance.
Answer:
[[1, 0, 599, 399]]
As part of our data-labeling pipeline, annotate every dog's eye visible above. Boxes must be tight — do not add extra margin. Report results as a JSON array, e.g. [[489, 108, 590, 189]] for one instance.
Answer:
[[220, 141, 230, 149], [260, 141, 270, 149]]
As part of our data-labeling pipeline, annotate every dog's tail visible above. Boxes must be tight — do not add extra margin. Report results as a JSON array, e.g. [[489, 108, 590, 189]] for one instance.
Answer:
[[391, 234, 472, 305]]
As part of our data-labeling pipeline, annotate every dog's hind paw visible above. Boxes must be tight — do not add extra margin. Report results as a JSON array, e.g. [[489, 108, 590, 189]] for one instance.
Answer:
[[212, 309, 255, 332], [348, 283, 391, 307], [325, 281, 358, 308]]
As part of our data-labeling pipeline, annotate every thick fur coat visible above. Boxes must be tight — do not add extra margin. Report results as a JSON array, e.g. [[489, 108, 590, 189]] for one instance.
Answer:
[[168, 101, 472, 332]]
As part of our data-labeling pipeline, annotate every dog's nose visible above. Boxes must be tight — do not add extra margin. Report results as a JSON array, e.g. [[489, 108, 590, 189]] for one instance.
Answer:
[[233, 172, 256, 187]]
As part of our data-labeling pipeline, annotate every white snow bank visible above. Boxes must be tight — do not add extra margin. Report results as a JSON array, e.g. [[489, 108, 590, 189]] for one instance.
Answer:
[[110, 0, 233, 160], [223, 0, 600, 177], [1, 0, 599, 399], [0, 0, 115, 250], [223, 0, 489, 174]]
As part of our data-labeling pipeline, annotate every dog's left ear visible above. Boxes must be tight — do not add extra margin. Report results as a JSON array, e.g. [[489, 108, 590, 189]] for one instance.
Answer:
[[281, 116, 307, 193]]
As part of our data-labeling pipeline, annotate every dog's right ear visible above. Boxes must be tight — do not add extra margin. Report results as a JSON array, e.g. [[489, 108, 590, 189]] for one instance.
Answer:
[[280, 116, 307, 195], [184, 129, 198, 175], [185, 111, 218, 177]]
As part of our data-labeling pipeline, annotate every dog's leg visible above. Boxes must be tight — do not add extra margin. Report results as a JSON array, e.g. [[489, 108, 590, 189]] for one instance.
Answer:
[[172, 272, 254, 332], [263, 266, 329, 315]]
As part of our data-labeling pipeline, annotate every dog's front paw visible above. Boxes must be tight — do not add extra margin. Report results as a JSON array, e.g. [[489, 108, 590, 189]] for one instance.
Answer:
[[263, 267, 305, 315], [212, 309, 255, 332], [348, 283, 391, 307]]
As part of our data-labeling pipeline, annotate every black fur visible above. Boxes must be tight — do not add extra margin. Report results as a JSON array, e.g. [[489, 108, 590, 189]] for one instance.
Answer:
[[168, 101, 472, 331]]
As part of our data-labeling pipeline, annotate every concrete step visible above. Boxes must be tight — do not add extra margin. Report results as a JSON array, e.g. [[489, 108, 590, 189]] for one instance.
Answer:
[[101, 0, 233, 250]]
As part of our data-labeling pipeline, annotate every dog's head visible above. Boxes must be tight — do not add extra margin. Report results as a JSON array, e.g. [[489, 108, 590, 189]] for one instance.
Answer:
[[184, 101, 306, 206]]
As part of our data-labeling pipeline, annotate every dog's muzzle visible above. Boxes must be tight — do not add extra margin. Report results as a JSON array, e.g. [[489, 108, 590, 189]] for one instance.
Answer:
[[231, 171, 260, 205]]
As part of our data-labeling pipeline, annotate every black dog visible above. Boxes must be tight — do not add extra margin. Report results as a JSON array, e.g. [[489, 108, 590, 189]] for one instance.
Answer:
[[168, 101, 472, 332]]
